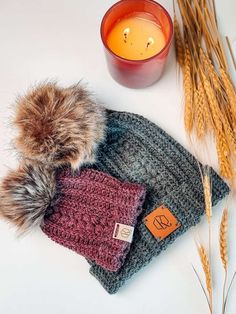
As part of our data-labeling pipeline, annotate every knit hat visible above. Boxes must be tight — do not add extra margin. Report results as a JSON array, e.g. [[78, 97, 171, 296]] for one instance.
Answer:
[[88, 110, 229, 293], [42, 168, 146, 272]]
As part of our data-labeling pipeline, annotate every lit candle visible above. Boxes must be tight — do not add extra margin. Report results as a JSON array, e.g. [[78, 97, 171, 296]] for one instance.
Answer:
[[101, 0, 173, 88], [107, 13, 166, 61]]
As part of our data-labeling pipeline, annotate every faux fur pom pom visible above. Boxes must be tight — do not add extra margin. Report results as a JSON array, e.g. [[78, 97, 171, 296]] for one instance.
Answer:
[[0, 163, 56, 233], [14, 82, 106, 169]]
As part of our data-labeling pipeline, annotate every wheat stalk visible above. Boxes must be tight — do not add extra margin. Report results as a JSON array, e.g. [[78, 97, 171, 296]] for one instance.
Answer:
[[222, 120, 236, 155], [174, 14, 185, 68], [216, 132, 232, 179], [203, 174, 212, 221], [192, 264, 212, 312], [200, 48, 221, 90], [184, 45, 193, 133], [199, 80, 212, 133], [201, 71, 222, 131], [195, 84, 205, 138], [219, 208, 228, 314], [201, 70, 235, 179], [220, 68, 236, 126], [202, 168, 213, 279], [198, 244, 213, 312], [220, 68, 236, 104], [220, 208, 228, 270]]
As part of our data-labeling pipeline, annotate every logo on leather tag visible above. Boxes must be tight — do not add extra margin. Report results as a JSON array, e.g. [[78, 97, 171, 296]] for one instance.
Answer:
[[144, 205, 181, 241], [113, 223, 134, 243]]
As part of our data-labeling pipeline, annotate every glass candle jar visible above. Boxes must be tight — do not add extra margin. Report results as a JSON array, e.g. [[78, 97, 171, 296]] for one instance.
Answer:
[[100, 0, 173, 88]]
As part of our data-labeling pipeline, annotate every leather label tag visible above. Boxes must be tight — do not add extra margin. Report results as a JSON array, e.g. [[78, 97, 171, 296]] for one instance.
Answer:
[[113, 223, 134, 243], [144, 205, 181, 241]]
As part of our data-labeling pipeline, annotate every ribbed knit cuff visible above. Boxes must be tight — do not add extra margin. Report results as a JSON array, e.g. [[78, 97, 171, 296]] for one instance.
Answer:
[[58, 169, 145, 216]]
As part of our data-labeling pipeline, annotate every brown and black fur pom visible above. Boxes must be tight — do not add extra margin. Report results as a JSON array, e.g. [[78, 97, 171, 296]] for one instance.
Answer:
[[14, 82, 106, 169], [0, 162, 56, 232]]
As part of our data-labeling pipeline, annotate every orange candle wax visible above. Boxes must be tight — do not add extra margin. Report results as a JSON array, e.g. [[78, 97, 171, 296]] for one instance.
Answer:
[[107, 13, 166, 61]]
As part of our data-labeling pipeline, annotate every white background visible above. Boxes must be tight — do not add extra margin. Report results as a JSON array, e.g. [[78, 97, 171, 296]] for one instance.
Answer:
[[0, 0, 236, 313]]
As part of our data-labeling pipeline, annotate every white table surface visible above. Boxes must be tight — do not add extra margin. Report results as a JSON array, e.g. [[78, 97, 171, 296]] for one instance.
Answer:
[[0, 1, 235, 313]]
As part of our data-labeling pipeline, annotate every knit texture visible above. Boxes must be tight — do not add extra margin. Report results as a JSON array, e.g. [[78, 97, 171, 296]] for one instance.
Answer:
[[89, 110, 229, 293], [42, 169, 146, 272]]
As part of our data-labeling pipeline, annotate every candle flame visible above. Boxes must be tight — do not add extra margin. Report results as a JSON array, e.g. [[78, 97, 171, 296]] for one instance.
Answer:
[[123, 27, 130, 43], [146, 37, 155, 48]]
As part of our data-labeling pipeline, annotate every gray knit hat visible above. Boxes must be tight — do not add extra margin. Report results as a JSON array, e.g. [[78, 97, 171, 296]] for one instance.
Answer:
[[88, 110, 229, 294]]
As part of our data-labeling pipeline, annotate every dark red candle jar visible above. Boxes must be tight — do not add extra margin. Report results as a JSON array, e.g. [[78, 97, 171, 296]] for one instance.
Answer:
[[100, 0, 173, 89]]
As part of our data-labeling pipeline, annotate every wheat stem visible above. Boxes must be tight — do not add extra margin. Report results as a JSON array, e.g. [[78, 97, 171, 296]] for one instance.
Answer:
[[222, 270, 228, 314], [225, 36, 236, 70], [224, 271, 236, 313]]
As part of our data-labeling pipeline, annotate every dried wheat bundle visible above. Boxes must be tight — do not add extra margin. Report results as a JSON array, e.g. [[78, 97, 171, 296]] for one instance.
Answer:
[[175, 0, 236, 180]]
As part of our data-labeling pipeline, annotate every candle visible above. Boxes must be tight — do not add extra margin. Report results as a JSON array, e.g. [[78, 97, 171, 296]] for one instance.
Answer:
[[107, 13, 166, 61], [101, 0, 173, 88]]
